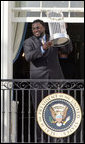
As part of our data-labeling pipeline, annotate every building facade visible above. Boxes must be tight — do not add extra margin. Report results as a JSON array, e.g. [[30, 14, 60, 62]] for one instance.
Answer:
[[1, 1, 84, 143]]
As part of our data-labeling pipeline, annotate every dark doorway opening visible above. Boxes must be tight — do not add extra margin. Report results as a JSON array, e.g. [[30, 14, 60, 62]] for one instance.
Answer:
[[13, 23, 84, 79]]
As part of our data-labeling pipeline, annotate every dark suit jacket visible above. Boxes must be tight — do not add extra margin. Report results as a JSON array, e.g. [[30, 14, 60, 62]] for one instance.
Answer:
[[23, 35, 72, 79]]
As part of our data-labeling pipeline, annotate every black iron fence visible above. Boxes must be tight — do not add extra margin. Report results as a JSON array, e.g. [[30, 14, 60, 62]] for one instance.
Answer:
[[1, 79, 84, 143]]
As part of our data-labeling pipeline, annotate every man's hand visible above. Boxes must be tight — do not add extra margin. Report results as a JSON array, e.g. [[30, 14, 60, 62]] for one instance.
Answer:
[[42, 41, 52, 50]]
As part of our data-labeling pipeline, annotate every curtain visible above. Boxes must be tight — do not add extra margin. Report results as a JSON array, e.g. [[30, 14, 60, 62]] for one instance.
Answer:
[[13, 11, 28, 63]]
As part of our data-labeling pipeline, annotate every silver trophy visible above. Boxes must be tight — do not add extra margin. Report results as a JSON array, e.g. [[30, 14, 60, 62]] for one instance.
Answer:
[[46, 11, 70, 46]]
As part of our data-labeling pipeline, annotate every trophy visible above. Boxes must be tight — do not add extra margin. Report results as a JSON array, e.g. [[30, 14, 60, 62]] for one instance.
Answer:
[[46, 11, 70, 46]]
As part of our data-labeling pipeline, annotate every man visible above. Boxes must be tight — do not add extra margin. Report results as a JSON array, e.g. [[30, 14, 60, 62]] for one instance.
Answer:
[[23, 19, 72, 142], [23, 19, 65, 80]]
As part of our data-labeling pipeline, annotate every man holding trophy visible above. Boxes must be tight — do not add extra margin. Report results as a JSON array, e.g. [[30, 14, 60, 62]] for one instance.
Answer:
[[23, 19, 73, 80]]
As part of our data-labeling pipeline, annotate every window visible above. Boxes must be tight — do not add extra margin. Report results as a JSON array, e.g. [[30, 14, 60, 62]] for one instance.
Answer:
[[12, 1, 84, 23]]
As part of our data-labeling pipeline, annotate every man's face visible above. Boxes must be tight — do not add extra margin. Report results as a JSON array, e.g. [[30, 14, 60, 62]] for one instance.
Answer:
[[32, 22, 45, 38]]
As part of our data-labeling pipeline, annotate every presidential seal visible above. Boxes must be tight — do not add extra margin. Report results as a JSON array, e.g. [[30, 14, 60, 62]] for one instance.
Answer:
[[37, 93, 82, 138]]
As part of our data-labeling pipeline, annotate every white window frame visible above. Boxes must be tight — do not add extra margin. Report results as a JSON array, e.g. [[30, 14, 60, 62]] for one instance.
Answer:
[[12, 5, 84, 23]]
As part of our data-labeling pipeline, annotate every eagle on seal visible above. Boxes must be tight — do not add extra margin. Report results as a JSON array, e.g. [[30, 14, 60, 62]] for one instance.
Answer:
[[50, 104, 69, 126]]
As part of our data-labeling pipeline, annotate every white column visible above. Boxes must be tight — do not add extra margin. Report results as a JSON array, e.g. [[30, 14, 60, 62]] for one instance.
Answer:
[[1, 1, 13, 79], [1, 1, 14, 142]]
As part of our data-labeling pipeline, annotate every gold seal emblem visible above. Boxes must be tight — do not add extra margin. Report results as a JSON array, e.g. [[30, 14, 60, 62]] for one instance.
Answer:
[[37, 93, 82, 138]]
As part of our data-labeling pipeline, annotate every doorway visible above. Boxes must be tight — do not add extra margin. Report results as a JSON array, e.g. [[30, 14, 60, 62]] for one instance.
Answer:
[[13, 23, 84, 79]]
